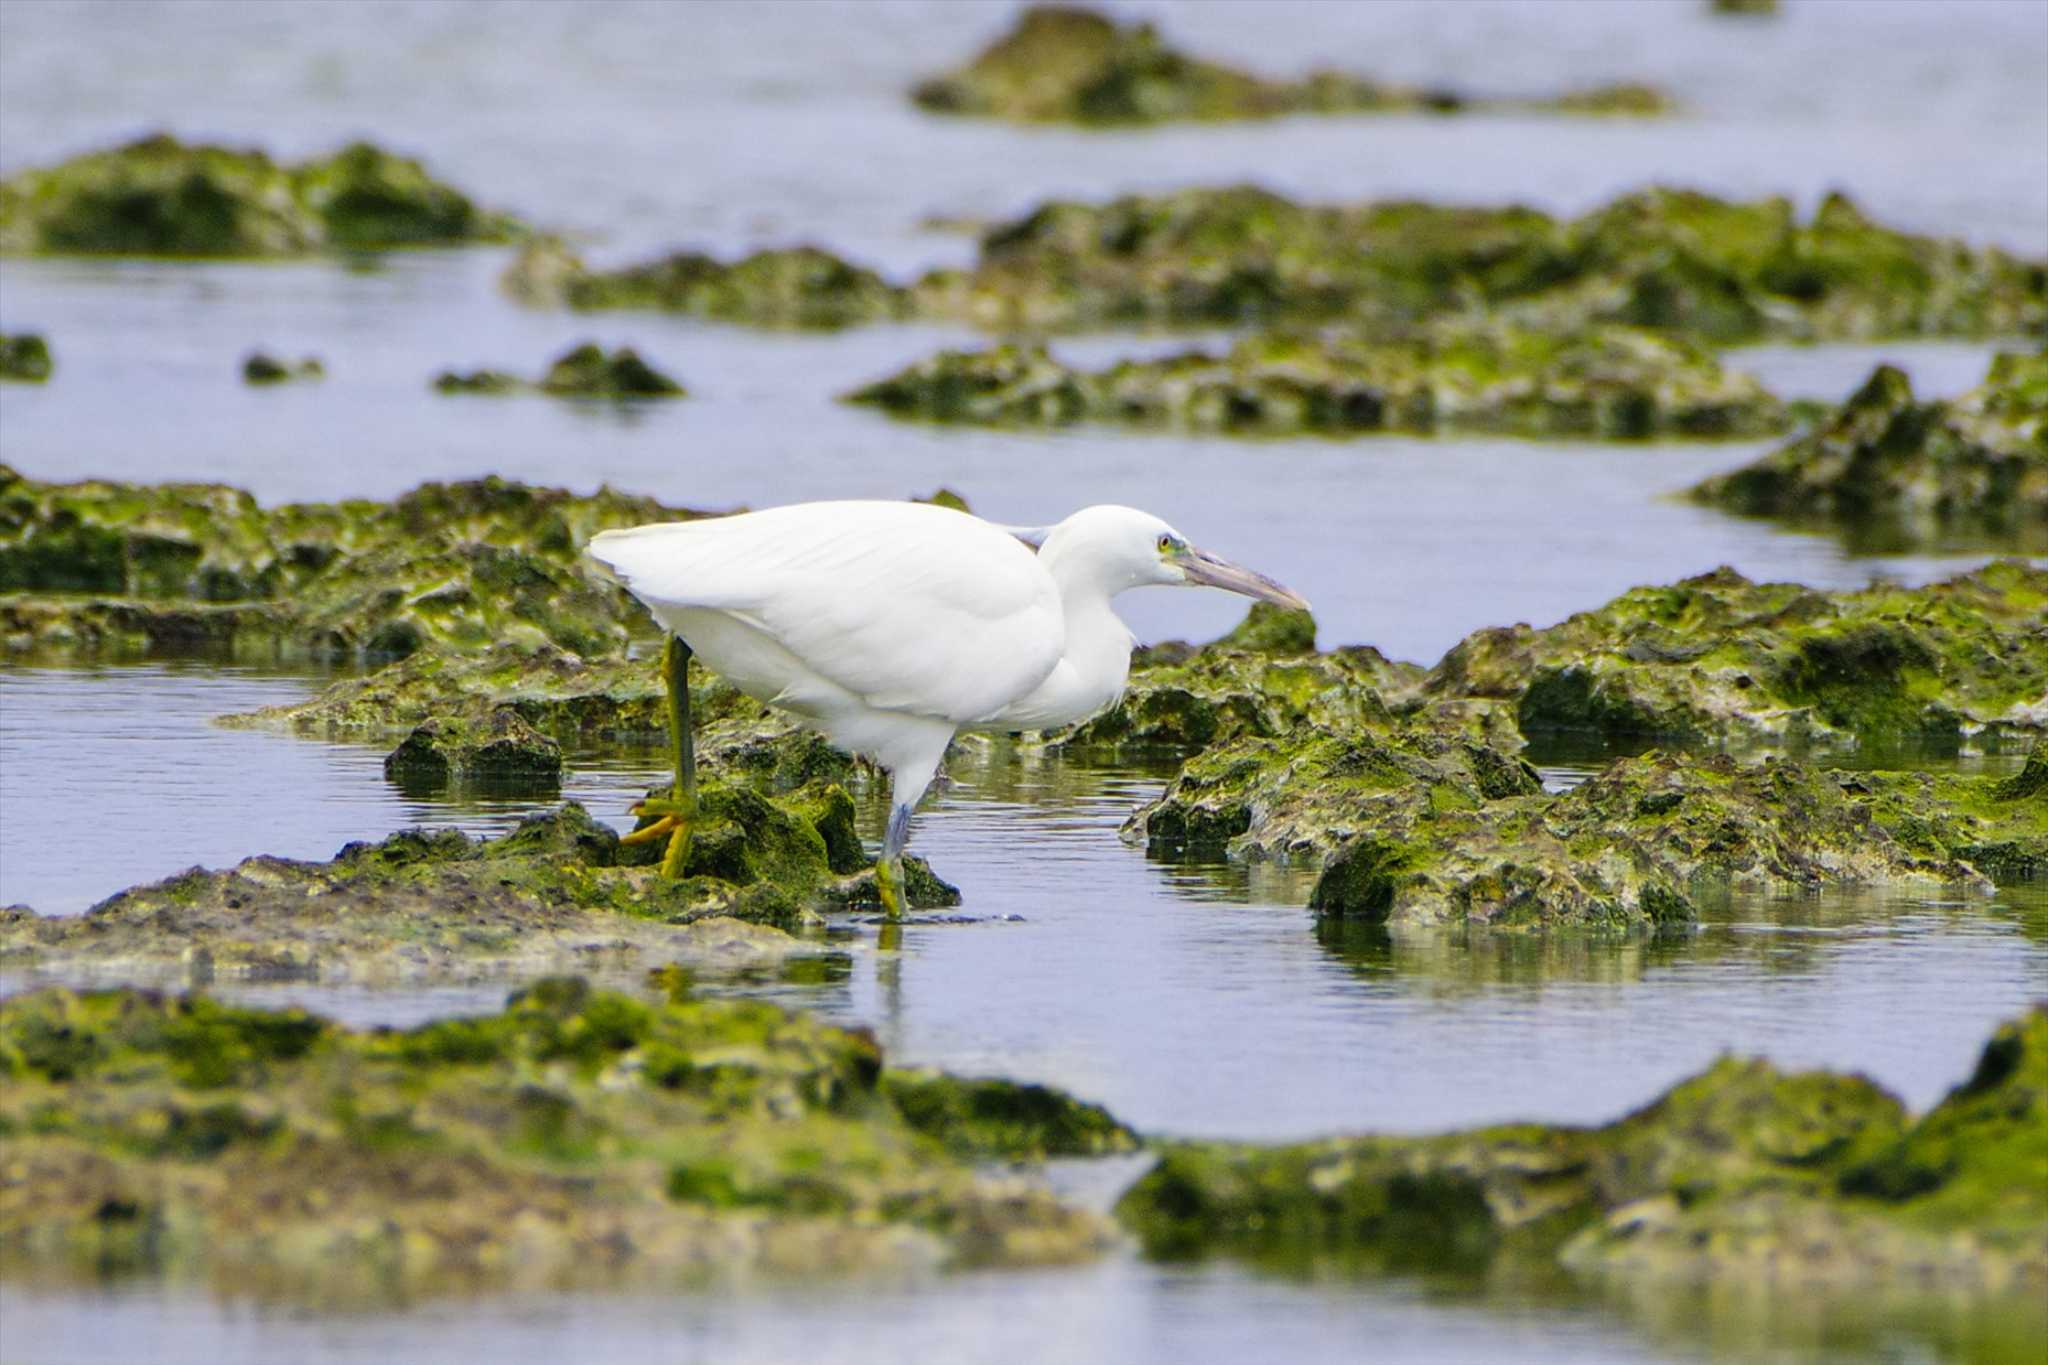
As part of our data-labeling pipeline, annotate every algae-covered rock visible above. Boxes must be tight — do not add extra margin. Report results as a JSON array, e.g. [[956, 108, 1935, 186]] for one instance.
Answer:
[[505, 239, 909, 328], [0, 791, 950, 986], [0, 467, 715, 660], [912, 5, 1671, 126], [0, 332, 52, 382], [0, 134, 519, 257], [1690, 354, 2048, 553], [849, 326, 1788, 439], [1710, 0, 1779, 14], [434, 344, 686, 399], [916, 185, 2045, 342], [1117, 1006, 2048, 1293], [0, 980, 1119, 1298], [1425, 560, 2048, 751], [1135, 731, 2025, 929], [241, 352, 323, 385], [882, 1071, 1138, 1158], [382, 706, 563, 794]]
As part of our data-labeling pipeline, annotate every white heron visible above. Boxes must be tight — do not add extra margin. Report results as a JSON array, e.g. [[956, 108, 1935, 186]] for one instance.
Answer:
[[587, 501, 1308, 915]]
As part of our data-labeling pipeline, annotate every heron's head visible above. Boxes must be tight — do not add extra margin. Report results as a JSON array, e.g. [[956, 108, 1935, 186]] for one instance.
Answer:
[[1036, 505, 1310, 611]]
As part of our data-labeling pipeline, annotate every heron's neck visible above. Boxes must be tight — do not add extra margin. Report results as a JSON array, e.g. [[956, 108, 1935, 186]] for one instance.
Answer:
[[985, 554, 1134, 730]]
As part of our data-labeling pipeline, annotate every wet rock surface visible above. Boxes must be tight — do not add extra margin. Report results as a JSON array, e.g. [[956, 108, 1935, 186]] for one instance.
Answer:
[[0, 793, 958, 987], [1690, 353, 2048, 553], [504, 238, 910, 328], [0, 332, 53, 382], [382, 706, 564, 795], [1134, 733, 2040, 930], [435, 343, 686, 399], [1423, 560, 2048, 751], [911, 5, 1670, 126], [0, 134, 519, 257], [241, 352, 324, 385], [849, 327, 1788, 439], [0, 467, 715, 661], [1116, 1006, 2048, 1292], [0, 978, 1123, 1299], [914, 185, 2045, 341]]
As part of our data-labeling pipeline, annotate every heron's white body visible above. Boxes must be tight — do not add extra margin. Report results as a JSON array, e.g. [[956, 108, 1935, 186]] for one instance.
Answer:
[[587, 499, 1303, 877]]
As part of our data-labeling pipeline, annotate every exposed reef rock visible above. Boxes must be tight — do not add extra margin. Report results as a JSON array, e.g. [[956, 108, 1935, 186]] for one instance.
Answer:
[[503, 237, 909, 328], [0, 467, 715, 661], [241, 352, 323, 385], [848, 327, 1788, 439], [1134, 731, 2038, 930], [1422, 560, 2048, 751], [0, 332, 53, 382], [915, 185, 2045, 341], [0, 134, 519, 256], [435, 343, 686, 399], [1117, 1006, 2048, 1295], [0, 980, 1123, 1299], [0, 795, 956, 988], [1690, 353, 2048, 553], [912, 6, 1670, 125], [381, 706, 564, 794]]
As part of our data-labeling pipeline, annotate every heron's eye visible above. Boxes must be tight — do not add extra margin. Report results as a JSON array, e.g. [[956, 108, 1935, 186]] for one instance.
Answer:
[[1157, 534, 1175, 554]]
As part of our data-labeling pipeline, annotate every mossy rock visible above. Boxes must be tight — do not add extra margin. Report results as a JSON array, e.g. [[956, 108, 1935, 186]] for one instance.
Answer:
[[382, 706, 563, 795], [0, 332, 52, 382], [431, 344, 685, 398], [241, 352, 323, 385], [1690, 353, 2048, 553], [0, 981, 1119, 1298], [911, 5, 1671, 126], [0, 467, 717, 661], [848, 325, 1789, 439], [1117, 1006, 2048, 1293], [0, 133, 519, 257], [1423, 560, 2048, 750], [506, 239, 910, 329], [912, 185, 2044, 341]]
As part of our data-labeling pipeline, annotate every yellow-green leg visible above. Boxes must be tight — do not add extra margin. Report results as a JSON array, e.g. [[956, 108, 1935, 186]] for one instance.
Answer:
[[621, 635, 695, 877]]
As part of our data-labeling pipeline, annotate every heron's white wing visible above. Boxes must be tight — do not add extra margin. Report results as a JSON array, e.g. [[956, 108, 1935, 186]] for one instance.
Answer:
[[588, 502, 1064, 723]]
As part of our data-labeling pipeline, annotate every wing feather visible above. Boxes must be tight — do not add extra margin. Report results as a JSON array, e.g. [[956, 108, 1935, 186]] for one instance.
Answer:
[[588, 502, 1063, 723]]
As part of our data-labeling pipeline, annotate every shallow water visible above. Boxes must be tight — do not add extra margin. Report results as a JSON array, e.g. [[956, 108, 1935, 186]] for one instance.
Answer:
[[3, 2, 2046, 1361]]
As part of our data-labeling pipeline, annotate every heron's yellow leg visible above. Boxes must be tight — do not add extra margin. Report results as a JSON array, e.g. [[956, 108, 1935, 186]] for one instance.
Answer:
[[622, 636, 696, 878], [875, 801, 912, 920]]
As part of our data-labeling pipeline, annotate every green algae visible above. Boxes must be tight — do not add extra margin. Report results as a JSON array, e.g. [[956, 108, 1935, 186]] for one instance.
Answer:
[[241, 352, 323, 385], [915, 185, 2045, 341], [0, 981, 1119, 1298], [0, 467, 717, 661], [1117, 1006, 2048, 1294], [848, 326, 1788, 439], [0, 134, 519, 257], [1690, 353, 2048, 553], [504, 237, 910, 328], [911, 5, 1672, 126], [881, 1071, 1137, 1159], [435, 343, 686, 399], [1424, 560, 2048, 751], [0, 332, 53, 382]]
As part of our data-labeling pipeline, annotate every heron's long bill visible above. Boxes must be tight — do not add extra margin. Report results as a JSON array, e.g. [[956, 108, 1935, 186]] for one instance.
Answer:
[[1182, 547, 1311, 612]]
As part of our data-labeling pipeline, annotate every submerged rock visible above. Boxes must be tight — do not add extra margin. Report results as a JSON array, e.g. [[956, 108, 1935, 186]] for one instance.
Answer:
[[1117, 1006, 2048, 1294], [912, 5, 1671, 125], [0, 134, 519, 256], [1690, 354, 2048, 553], [0, 332, 52, 382], [504, 238, 909, 328], [916, 185, 2045, 342], [241, 351, 324, 385], [0, 979, 1122, 1299], [434, 343, 686, 399], [0, 467, 715, 661], [1423, 560, 2048, 751], [849, 326, 1788, 439]]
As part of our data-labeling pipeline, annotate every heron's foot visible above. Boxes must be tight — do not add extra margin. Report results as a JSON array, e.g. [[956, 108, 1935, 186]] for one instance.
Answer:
[[875, 853, 906, 920], [624, 795, 694, 879]]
